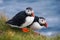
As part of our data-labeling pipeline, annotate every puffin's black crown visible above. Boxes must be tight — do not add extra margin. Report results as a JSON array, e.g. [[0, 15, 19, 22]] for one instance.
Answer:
[[26, 7, 32, 10], [39, 17, 45, 20]]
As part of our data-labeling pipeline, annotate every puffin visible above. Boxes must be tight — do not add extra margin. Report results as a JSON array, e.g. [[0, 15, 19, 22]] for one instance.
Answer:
[[27, 16, 47, 30], [6, 7, 35, 32], [27, 16, 48, 34]]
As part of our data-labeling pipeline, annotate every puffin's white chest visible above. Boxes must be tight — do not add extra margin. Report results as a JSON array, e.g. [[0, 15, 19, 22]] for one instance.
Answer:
[[30, 22, 44, 30], [19, 16, 34, 28]]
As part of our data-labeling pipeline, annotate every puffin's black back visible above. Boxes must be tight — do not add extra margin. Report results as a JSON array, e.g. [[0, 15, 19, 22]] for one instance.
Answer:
[[6, 11, 30, 26], [33, 16, 39, 22]]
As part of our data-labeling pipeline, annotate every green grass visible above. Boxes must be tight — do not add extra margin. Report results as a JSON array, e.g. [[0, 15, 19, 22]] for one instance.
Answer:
[[0, 17, 60, 40]]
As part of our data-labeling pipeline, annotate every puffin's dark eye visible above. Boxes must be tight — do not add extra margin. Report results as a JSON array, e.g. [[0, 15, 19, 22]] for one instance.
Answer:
[[41, 20, 43, 22]]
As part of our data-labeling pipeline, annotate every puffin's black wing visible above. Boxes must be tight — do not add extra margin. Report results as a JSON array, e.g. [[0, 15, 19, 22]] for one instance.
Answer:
[[6, 11, 27, 26]]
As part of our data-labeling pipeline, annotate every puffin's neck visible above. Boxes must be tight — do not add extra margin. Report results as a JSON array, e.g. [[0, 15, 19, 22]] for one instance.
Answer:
[[38, 19, 43, 26]]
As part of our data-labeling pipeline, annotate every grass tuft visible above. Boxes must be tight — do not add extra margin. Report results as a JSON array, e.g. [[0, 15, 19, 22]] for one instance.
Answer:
[[0, 14, 60, 40]]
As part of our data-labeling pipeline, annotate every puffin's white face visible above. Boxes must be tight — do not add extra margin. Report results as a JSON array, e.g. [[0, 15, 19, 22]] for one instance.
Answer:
[[25, 9, 34, 15], [39, 18, 47, 28], [39, 19, 46, 24]]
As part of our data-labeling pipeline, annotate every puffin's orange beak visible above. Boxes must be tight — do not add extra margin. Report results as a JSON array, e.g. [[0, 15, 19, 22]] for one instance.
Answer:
[[22, 28, 29, 32], [31, 13, 35, 17], [44, 23, 48, 28]]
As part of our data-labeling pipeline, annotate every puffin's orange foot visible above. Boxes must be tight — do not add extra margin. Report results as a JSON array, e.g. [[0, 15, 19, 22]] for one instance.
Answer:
[[22, 28, 29, 32]]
